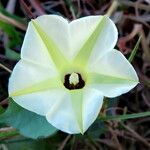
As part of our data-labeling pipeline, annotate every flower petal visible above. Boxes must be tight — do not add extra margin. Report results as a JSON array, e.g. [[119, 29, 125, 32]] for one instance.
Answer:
[[21, 21, 56, 69], [87, 50, 139, 97], [8, 59, 63, 114], [9, 60, 58, 93], [71, 15, 118, 66], [10, 89, 67, 116], [34, 15, 71, 61], [31, 19, 69, 71], [82, 88, 103, 133], [46, 88, 103, 134], [34, 15, 117, 63], [46, 90, 80, 134]]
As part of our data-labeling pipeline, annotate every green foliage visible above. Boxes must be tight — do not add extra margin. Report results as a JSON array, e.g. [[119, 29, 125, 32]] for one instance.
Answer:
[[5, 48, 20, 61], [0, 129, 19, 139], [98, 111, 150, 121], [1, 137, 55, 150], [128, 36, 142, 62], [0, 3, 26, 23], [0, 99, 57, 139], [87, 120, 105, 138], [0, 20, 21, 60], [0, 20, 22, 47], [0, 106, 5, 114]]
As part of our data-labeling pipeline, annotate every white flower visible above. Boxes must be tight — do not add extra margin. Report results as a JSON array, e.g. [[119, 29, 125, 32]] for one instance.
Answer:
[[8, 15, 138, 134]]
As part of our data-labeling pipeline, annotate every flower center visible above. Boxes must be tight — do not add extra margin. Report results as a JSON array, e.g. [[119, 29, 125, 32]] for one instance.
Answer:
[[64, 72, 85, 90], [69, 72, 79, 85]]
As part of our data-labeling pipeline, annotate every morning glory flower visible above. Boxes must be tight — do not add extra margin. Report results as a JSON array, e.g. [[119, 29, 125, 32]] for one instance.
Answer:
[[8, 15, 138, 134]]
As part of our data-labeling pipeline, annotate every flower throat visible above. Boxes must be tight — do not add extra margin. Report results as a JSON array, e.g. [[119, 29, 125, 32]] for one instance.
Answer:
[[64, 72, 85, 90]]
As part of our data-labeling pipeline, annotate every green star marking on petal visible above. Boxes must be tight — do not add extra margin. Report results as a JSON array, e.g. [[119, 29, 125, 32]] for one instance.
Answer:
[[73, 15, 107, 68], [32, 20, 70, 72], [10, 77, 63, 97], [87, 73, 138, 84]]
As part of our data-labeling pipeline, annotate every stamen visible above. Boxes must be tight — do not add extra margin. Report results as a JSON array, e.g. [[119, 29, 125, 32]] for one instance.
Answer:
[[69, 72, 79, 85], [63, 72, 85, 90]]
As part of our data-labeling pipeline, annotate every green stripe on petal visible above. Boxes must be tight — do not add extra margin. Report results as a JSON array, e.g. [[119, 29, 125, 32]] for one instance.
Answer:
[[10, 77, 62, 97], [87, 73, 138, 84], [31, 20, 70, 72], [70, 90, 84, 134], [73, 15, 107, 67]]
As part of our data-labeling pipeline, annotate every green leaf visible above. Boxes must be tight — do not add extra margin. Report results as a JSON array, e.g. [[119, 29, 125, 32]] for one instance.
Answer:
[[0, 20, 22, 47], [0, 99, 58, 139], [1, 136, 56, 150], [0, 106, 5, 115], [5, 48, 20, 61], [0, 129, 19, 139], [98, 111, 150, 121], [0, 4, 26, 24], [128, 36, 141, 63]]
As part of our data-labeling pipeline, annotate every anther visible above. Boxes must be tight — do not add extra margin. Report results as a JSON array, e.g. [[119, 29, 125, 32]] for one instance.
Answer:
[[69, 72, 79, 85]]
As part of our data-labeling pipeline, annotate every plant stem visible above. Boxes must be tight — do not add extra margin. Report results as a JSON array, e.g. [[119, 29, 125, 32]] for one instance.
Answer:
[[0, 63, 12, 73], [0, 12, 26, 30], [106, 0, 119, 17]]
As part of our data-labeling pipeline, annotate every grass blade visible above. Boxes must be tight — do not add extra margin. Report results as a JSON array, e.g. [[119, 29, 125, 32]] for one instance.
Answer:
[[98, 111, 150, 121], [128, 36, 141, 63]]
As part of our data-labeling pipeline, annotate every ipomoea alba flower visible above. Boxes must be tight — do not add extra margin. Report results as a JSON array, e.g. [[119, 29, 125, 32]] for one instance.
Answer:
[[8, 15, 138, 134]]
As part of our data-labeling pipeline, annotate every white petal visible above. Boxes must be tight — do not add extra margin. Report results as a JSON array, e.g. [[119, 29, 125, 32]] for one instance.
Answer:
[[46, 87, 103, 134], [70, 15, 118, 60], [34, 15, 71, 60], [21, 21, 56, 69], [35, 15, 117, 60], [82, 88, 103, 132], [9, 61, 104, 134], [88, 50, 139, 97], [11, 89, 67, 116], [8, 60, 57, 94], [46, 89, 80, 134]]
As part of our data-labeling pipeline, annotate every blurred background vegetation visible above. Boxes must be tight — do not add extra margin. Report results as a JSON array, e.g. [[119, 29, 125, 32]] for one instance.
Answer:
[[0, 0, 150, 149]]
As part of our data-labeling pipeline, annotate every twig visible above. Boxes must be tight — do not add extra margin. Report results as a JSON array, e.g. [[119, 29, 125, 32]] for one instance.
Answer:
[[0, 144, 8, 150], [0, 12, 26, 31], [4, 0, 17, 47], [65, 0, 76, 19], [58, 135, 71, 150], [139, 29, 150, 63], [121, 123, 150, 148], [96, 139, 117, 149], [0, 54, 9, 60], [0, 127, 14, 132], [28, 0, 46, 15], [117, 24, 142, 54], [5, 0, 16, 13], [70, 135, 76, 150], [0, 98, 8, 106], [118, 0, 150, 11], [108, 127, 123, 150], [107, 0, 119, 17], [0, 127, 19, 140], [20, 0, 36, 19], [0, 63, 12, 73], [87, 134, 100, 149], [123, 15, 150, 29]]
